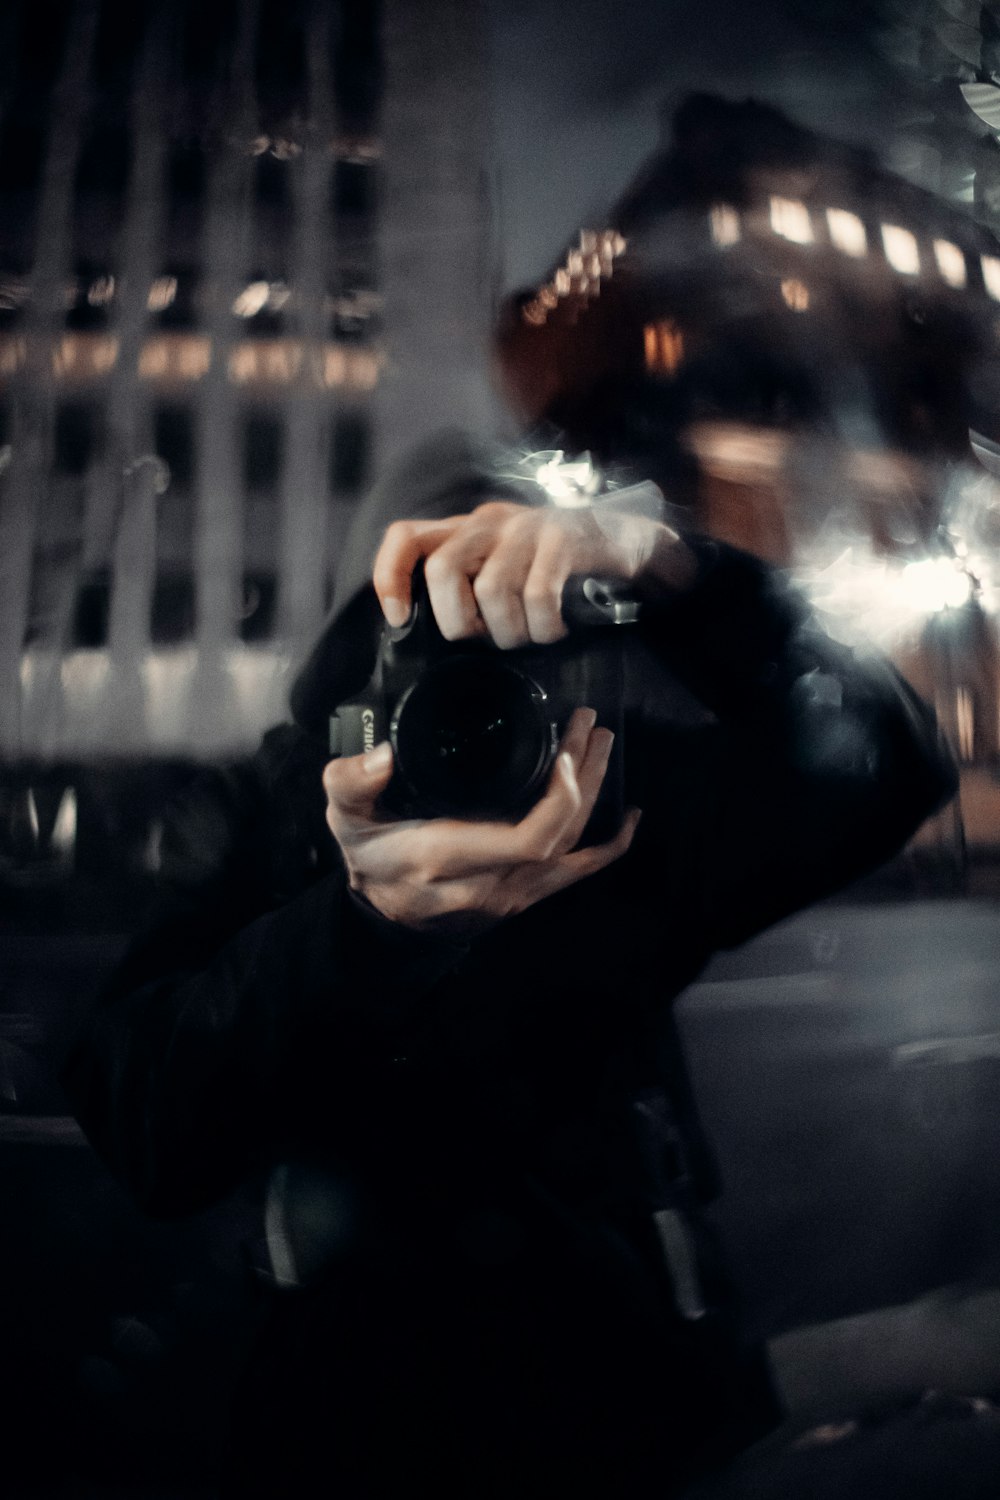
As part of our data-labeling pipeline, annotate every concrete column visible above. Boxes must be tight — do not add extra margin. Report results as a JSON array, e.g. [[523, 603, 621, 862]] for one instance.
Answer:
[[376, 0, 499, 479], [0, 0, 96, 755], [186, 0, 259, 753]]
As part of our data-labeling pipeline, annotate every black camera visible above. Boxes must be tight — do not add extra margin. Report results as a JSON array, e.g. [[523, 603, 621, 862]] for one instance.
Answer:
[[329, 569, 639, 846]]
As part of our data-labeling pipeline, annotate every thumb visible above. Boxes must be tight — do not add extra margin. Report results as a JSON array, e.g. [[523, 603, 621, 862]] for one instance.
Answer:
[[323, 741, 394, 821]]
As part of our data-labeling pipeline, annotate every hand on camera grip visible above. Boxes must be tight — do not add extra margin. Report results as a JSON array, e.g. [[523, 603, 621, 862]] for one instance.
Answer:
[[373, 500, 693, 649]]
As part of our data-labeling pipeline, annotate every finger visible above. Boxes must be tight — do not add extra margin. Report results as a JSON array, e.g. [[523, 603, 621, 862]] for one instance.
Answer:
[[551, 725, 615, 856], [373, 518, 463, 626], [541, 806, 642, 896], [471, 514, 540, 648], [557, 705, 598, 769], [424, 541, 489, 641], [323, 743, 394, 830], [523, 521, 578, 644], [498, 749, 585, 861], [412, 750, 584, 879], [422, 502, 525, 640]]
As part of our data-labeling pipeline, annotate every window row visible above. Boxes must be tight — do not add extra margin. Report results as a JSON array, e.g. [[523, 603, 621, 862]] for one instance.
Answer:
[[39, 404, 372, 496], [0, 265, 381, 340], [3, 0, 381, 131], [0, 116, 379, 215], [32, 569, 283, 648], [713, 196, 1000, 299]]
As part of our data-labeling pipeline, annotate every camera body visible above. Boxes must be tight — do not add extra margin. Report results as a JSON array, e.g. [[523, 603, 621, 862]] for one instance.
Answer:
[[329, 571, 636, 846]]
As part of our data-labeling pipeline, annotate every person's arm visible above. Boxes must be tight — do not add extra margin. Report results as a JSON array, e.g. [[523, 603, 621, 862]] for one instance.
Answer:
[[60, 744, 469, 1217], [62, 707, 637, 1216], [631, 537, 958, 948], [370, 495, 957, 952]]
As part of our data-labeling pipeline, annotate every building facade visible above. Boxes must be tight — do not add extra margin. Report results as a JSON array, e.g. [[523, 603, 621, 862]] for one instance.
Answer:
[[0, 0, 497, 766]]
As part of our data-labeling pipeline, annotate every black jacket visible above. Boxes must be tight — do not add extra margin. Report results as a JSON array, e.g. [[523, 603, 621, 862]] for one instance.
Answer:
[[63, 432, 957, 1497]]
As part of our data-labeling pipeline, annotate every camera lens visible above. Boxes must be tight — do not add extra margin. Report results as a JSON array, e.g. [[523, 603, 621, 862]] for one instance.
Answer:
[[391, 657, 555, 818]]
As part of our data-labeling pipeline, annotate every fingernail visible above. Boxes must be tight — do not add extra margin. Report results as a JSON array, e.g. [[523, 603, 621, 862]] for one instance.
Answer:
[[363, 741, 392, 775], [383, 596, 409, 628], [579, 707, 598, 731]]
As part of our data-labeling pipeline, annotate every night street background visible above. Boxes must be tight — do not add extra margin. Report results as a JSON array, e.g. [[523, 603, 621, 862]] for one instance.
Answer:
[[6, 0, 1000, 1494]]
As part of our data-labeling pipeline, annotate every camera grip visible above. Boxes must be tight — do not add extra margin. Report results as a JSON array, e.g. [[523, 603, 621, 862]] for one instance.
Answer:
[[561, 576, 642, 631]]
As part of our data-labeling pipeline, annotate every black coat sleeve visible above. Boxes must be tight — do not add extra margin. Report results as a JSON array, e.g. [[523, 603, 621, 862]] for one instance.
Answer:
[[631, 539, 959, 951], [61, 732, 467, 1217]]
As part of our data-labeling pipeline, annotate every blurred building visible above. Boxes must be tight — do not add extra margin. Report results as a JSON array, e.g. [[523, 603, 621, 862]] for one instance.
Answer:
[[0, 0, 496, 773], [499, 94, 1000, 806]]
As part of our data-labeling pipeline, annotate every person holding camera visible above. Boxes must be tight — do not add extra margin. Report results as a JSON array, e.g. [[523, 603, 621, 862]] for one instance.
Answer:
[[63, 430, 957, 1497]]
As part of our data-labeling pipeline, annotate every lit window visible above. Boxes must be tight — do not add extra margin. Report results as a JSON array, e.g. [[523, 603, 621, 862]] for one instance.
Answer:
[[233, 282, 271, 318], [982, 255, 1000, 299], [826, 208, 867, 258], [139, 340, 170, 379], [261, 342, 301, 382], [710, 204, 741, 247], [148, 276, 178, 312], [770, 197, 814, 245], [52, 334, 119, 378], [881, 225, 920, 275], [319, 348, 344, 386], [229, 344, 257, 384], [933, 240, 967, 289], [0, 336, 26, 375], [176, 339, 210, 380], [87, 275, 115, 307], [643, 320, 684, 374], [349, 350, 380, 391], [137, 335, 211, 382], [780, 279, 810, 311]]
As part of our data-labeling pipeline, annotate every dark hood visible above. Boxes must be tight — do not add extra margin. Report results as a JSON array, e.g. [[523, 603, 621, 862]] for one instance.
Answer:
[[289, 429, 545, 735]]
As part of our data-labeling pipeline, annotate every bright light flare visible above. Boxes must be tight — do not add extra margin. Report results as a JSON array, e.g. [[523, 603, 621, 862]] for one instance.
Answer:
[[532, 450, 603, 508], [899, 557, 973, 613], [796, 548, 975, 648]]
